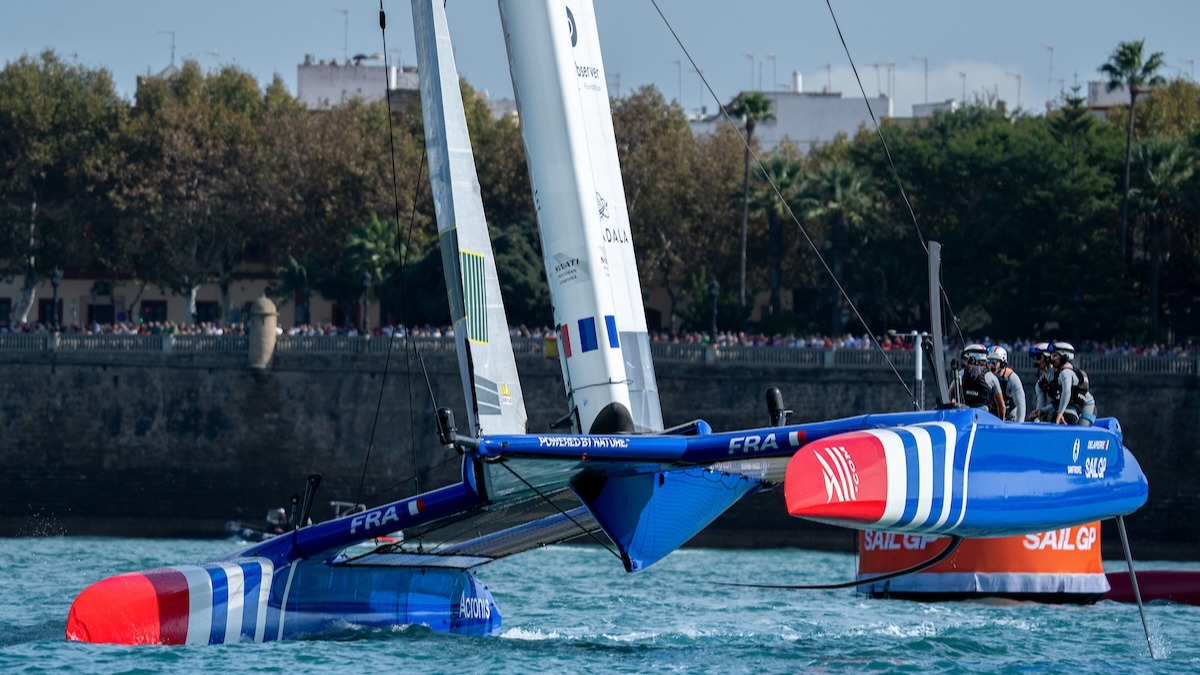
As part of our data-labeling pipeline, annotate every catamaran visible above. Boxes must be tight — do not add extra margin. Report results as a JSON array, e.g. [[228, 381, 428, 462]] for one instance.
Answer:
[[65, 0, 1147, 644]]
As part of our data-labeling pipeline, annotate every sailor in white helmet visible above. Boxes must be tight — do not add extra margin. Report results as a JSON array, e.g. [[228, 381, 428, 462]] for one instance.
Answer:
[[986, 345, 1026, 422], [950, 342, 1005, 419], [1048, 341, 1096, 426]]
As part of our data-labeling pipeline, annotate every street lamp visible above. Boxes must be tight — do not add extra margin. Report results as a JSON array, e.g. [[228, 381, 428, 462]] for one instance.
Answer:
[[50, 268, 61, 332], [361, 271, 372, 335]]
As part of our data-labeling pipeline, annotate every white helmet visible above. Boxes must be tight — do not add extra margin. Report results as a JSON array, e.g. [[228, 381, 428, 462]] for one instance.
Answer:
[[986, 345, 1008, 365], [962, 342, 987, 364], [1050, 341, 1075, 361]]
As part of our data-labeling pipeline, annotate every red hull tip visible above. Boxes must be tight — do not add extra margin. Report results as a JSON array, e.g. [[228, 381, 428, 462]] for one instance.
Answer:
[[67, 569, 190, 645], [785, 431, 889, 526]]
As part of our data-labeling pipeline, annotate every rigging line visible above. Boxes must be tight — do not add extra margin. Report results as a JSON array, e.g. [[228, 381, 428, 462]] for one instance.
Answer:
[[718, 535, 963, 590], [494, 460, 624, 562], [357, 3, 437, 508], [648, 0, 915, 407], [823, 0, 966, 349]]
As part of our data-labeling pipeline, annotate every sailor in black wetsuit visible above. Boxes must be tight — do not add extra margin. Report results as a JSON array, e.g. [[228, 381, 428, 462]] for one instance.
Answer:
[[1049, 341, 1096, 426], [951, 342, 1005, 419]]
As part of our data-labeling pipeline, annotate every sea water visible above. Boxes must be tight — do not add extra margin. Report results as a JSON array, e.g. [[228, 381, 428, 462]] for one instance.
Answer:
[[1, 537, 1197, 674]]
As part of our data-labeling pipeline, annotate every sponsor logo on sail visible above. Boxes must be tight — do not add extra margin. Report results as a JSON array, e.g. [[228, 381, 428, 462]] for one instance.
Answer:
[[814, 445, 859, 504], [566, 7, 576, 47]]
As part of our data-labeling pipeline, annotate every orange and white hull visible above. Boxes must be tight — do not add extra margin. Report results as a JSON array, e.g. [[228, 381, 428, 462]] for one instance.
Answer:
[[857, 521, 1109, 601]]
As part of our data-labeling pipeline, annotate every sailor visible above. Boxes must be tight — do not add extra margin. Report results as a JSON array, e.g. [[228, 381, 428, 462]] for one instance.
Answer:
[[1048, 341, 1096, 426], [986, 345, 1026, 422], [951, 343, 1005, 419], [1026, 342, 1058, 422]]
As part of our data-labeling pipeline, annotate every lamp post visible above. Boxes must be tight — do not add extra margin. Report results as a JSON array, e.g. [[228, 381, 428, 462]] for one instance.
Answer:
[[50, 268, 61, 332], [361, 271, 372, 335], [709, 280, 720, 341]]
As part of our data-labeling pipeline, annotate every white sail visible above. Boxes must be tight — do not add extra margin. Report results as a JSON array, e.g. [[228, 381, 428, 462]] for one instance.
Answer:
[[499, 0, 663, 434], [413, 0, 527, 436]]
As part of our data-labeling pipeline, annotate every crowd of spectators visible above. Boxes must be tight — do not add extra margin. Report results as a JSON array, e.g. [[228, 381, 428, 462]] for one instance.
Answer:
[[2, 319, 1198, 357]]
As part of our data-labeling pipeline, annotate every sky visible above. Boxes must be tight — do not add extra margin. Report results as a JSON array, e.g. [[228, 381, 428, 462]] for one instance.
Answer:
[[2, 1, 1197, 118]]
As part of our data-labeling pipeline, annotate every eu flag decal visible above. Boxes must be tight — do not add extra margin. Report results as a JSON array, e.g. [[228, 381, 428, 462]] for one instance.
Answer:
[[578, 317, 599, 353], [460, 250, 487, 343]]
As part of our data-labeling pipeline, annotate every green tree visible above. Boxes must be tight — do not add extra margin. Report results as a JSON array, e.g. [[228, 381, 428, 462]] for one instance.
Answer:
[[0, 51, 126, 325], [1100, 39, 1167, 266], [800, 160, 878, 336], [1132, 136, 1194, 337], [751, 148, 803, 322], [726, 91, 775, 306]]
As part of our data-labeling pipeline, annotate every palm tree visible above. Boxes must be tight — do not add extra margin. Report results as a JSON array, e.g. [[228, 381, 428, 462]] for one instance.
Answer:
[[1099, 39, 1166, 266], [752, 152, 803, 319], [727, 91, 775, 306], [1133, 137, 1194, 336], [800, 161, 877, 337]]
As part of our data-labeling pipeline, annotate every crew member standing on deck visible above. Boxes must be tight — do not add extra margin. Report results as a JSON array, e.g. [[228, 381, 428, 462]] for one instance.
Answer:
[[951, 343, 1006, 419], [1049, 341, 1096, 426], [986, 346, 1025, 422], [1026, 342, 1058, 422]]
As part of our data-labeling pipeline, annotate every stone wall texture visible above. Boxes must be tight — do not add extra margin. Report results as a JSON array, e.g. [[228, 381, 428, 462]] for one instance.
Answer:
[[1, 347, 1195, 559]]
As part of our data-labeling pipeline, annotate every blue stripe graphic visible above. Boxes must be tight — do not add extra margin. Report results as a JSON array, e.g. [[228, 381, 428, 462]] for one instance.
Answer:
[[242, 563, 262, 641], [926, 425, 948, 530], [208, 566, 229, 645], [604, 315, 619, 348], [895, 432, 922, 528], [578, 317, 598, 353]]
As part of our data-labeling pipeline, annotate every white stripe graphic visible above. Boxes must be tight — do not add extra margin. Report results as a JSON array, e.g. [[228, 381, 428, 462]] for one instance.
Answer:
[[827, 447, 858, 500], [814, 451, 846, 503], [919, 422, 959, 530], [253, 559, 272, 643], [909, 426, 934, 528], [864, 429, 907, 528], [222, 563, 245, 645], [277, 562, 298, 642], [950, 423, 979, 531], [179, 566, 214, 646]]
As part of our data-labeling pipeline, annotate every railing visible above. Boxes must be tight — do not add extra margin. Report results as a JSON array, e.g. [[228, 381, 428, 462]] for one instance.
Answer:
[[2, 332, 1197, 375]]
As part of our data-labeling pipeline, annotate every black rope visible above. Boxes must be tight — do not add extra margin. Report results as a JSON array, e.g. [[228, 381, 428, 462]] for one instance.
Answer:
[[822, 0, 965, 348], [718, 535, 962, 590], [647, 0, 915, 407], [356, 2, 443, 510]]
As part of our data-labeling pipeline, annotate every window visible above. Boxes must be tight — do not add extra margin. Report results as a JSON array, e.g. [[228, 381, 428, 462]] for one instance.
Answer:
[[195, 301, 221, 324], [38, 299, 61, 327], [140, 300, 167, 324], [87, 303, 115, 325]]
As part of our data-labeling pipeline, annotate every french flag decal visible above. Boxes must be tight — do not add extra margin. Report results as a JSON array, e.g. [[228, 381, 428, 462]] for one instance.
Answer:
[[578, 317, 598, 352], [560, 323, 572, 358]]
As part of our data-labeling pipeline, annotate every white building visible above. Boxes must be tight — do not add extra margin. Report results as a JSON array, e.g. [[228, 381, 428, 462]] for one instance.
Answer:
[[689, 73, 892, 153], [297, 54, 419, 109]]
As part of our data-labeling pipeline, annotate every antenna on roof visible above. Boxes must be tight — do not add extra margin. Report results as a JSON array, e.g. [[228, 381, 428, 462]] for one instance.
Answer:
[[158, 30, 176, 68]]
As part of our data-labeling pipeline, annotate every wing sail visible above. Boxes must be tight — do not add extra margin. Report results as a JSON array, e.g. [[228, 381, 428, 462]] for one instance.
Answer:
[[414, 0, 527, 437]]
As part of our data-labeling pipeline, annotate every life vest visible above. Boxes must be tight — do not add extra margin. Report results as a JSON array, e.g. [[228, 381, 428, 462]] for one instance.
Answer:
[[1038, 368, 1061, 404], [961, 364, 992, 410], [997, 367, 1017, 417], [1060, 363, 1091, 409]]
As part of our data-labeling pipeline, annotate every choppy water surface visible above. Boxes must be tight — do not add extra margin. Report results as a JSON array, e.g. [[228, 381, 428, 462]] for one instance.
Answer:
[[1, 537, 1196, 673]]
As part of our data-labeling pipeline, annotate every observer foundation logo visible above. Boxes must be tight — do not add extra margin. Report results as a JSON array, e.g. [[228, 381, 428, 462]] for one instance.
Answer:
[[567, 7, 577, 46]]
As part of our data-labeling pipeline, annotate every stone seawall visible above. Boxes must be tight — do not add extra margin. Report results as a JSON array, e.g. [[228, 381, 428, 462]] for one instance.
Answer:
[[1, 347, 1195, 559]]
